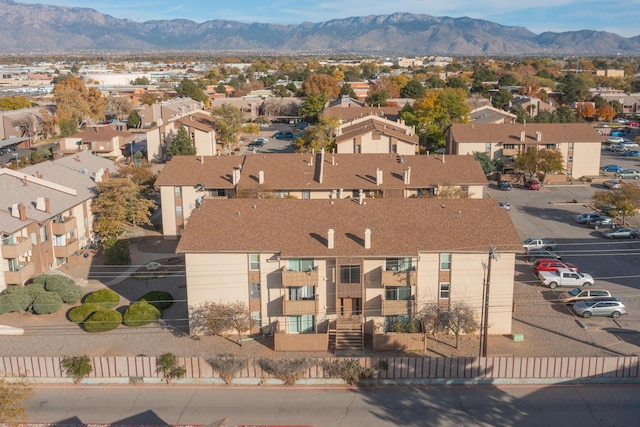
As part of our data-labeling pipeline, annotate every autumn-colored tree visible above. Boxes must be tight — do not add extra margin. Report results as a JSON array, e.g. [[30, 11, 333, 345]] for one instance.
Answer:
[[92, 178, 156, 239], [593, 183, 640, 224], [514, 148, 564, 180], [0, 96, 32, 111], [38, 107, 57, 139], [117, 164, 156, 196], [211, 104, 245, 147], [296, 116, 338, 152], [0, 376, 34, 424], [301, 74, 340, 98], [193, 301, 252, 346], [139, 92, 161, 106], [597, 104, 617, 122], [53, 75, 104, 127], [369, 76, 400, 98], [104, 96, 132, 120], [576, 102, 596, 120]]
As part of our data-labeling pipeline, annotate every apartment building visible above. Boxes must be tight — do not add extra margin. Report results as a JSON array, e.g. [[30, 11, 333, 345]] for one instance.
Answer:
[[446, 123, 604, 179], [334, 115, 419, 155], [0, 150, 115, 291], [177, 198, 521, 350], [59, 125, 133, 158], [155, 153, 488, 238]]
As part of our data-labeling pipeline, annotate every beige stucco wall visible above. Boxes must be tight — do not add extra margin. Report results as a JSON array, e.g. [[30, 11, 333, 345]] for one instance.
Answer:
[[569, 142, 601, 178], [193, 129, 216, 156], [336, 135, 416, 155], [159, 186, 177, 237]]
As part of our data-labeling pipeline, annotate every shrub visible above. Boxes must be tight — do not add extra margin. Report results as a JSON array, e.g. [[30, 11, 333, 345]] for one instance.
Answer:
[[257, 358, 315, 386], [123, 301, 161, 327], [44, 276, 82, 304], [138, 291, 173, 310], [84, 288, 120, 308], [83, 309, 122, 333], [207, 356, 247, 384], [323, 359, 378, 385], [157, 353, 186, 383], [61, 355, 93, 384], [0, 287, 33, 314], [68, 303, 106, 323], [32, 291, 63, 314], [24, 282, 46, 298], [31, 275, 49, 285], [104, 238, 131, 265]]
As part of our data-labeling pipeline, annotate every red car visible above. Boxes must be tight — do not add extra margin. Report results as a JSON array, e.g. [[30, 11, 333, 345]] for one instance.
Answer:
[[525, 179, 541, 190], [532, 258, 578, 275]]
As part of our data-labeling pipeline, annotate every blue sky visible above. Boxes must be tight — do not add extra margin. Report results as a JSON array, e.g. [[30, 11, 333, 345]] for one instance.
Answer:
[[20, 0, 640, 37]]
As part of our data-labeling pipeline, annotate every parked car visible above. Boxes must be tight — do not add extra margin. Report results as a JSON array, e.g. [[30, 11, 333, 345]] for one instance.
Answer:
[[498, 201, 511, 211], [575, 213, 605, 224], [274, 132, 284, 139], [610, 129, 627, 136], [601, 164, 624, 173], [609, 145, 627, 153], [524, 179, 541, 190], [284, 132, 294, 139], [606, 137, 625, 144], [603, 179, 621, 189], [615, 118, 630, 124], [621, 151, 640, 157], [522, 238, 558, 251], [524, 250, 562, 263], [587, 216, 616, 229], [558, 288, 612, 304], [601, 227, 639, 239], [617, 169, 640, 179], [538, 268, 594, 289], [497, 180, 512, 191], [532, 259, 578, 275], [629, 121, 639, 127], [573, 298, 626, 318]]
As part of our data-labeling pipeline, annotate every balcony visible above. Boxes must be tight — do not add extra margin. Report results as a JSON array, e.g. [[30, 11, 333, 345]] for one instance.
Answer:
[[53, 238, 80, 258], [52, 216, 77, 235], [4, 262, 35, 285], [1, 237, 32, 259], [281, 267, 318, 287], [382, 269, 417, 287], [382, 299, 413, 316], [283, 298, 318, 316], [337, 283, 362, 298]]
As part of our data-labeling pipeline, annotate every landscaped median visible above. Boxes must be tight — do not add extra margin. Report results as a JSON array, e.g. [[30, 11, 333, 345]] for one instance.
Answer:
[[1, 355, 639, 386]]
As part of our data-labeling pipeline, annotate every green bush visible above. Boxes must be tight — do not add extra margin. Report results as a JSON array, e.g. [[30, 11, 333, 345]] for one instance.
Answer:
[[104, 239, 131, 265], [61, 355, 92, 384], [31, 275, 49, 285], [84, 288, 120, 308], [43, 275, 82, 304], [24, 282, 46, 298], [0, 287, 33, 314], [138, 291, 173, 310], [123, 301, 161, 327], [83, 309, 122, 333], [68, 303, 106, 323], [32, 291, 64, 314]]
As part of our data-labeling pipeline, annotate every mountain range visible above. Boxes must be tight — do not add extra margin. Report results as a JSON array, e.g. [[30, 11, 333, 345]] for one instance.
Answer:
[[0, 0, 639, 55]]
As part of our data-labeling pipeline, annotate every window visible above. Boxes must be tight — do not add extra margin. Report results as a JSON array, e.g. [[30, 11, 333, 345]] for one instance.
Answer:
[[386, 258, 412, 271], [278, 191, 290, 198], [249, 254, 260, 271], [288, 315, 315, 333], [417, 188, 435, 197], [207, 189, 226, 197], [440, 253, 451, 270], [385, 315, 410, 332], [288, 286, 314, 301], [7, 258, 19, 272], [53, 234, 66, 247], [174, 187, 182, 198], [391, 143, 397, 153], [385, 286, 412, 301], [39, 225, 48, 243], [340, 264, 361, 284], [545, 144, 557, 149], [251, 311, 261, 328], [2, 235, 14, 246], [568, 155, 573, 163], [175, 206, 183, 217], [302, 190, 310, 200], [568, 143, 574, 149], [485, 142, 492, 151], [250, 283, 260, 299], [439, 282, 450, 299], [355, 144, 361, 153], [503, 144, 515, 149], [287, 258, 314, 272]]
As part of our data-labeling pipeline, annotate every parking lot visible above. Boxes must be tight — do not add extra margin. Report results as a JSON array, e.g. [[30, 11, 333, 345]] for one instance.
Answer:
[[240, 123, 298, 155], [487, 154, 640, 356]]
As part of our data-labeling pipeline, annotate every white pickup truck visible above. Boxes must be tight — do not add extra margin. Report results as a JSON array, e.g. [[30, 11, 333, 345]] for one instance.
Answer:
[[522, 238, 558, 251], [538, 268, 595, 289]]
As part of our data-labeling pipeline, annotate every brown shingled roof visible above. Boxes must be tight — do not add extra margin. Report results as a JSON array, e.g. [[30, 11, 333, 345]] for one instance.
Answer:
[[176, 198, 522, 256], [335, 117, 419, 145], [322, 106, 400, 122], [155, 153, 488, 190], [74, 126, 134, 143], [449, 123, 604, 143]]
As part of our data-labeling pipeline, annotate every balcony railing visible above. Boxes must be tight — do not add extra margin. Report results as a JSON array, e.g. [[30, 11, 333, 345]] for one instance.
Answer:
[[337, 283, 362, 298], [4, 262, 35, 285], [52, 216, 77, 235], [1, 237, 32, 259], [382, 299, 413, 316], [381, 269, 417, 287], [283, 298, 319, 316], [53, 238, 80, 258], [281, 267, 318, 287]]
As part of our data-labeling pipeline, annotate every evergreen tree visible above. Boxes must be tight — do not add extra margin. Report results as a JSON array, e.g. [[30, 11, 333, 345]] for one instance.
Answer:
[[167, 125, 196, 157]]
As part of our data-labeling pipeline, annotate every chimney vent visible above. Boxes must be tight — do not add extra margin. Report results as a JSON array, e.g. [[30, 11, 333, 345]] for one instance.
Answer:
[[536, 131, 542, 141], [376, 168, 383, 185], [36, 197, 46, 211], [403, 166, 411, 185], [258, 170, 264, 185], [18, 203, 26, 221], [327, 228, 334, 249], [364, 228, 371, 249], [520, 130, 526, 142]]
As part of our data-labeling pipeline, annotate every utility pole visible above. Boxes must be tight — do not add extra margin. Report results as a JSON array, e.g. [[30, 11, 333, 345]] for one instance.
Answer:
[[481, 246, 499, 358]]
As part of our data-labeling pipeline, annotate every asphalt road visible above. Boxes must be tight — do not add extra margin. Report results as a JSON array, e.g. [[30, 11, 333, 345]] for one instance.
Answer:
[[24, 384, 640, 426]]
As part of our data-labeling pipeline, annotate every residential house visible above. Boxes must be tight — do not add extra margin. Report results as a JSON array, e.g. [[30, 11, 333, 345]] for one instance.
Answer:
[[446, 123, 604, 179], [322, 105, 401, 123], [0, 107, 44, 144], [155, 153, 488, 238], [175, 112, 217, 156], [136, 98, 205, 127], [0, 150, 116, 291], [176, 198, 521, 350], [59, 125, 133, 158], [510, 96, 556, 118], [469, 106, 517, 124], [334, 114, 419, 154]]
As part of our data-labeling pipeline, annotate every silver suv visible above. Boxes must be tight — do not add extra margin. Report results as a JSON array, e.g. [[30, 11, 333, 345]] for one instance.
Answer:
[[573, 298, 626, 318]]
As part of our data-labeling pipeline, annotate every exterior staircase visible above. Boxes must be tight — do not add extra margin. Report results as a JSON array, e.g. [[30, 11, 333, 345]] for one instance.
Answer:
[[334, 318, 364, 352]]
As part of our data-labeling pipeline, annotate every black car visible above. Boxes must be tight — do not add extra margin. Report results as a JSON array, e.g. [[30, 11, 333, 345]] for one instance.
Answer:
[[587, 217, 616, 229], [524, 250, 562, 263], [497, 180, 512, 191]]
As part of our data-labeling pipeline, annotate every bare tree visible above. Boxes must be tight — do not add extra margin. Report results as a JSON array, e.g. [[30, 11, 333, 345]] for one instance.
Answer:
[[193, 301, 252, 346], [446, 302, 480, 349]]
